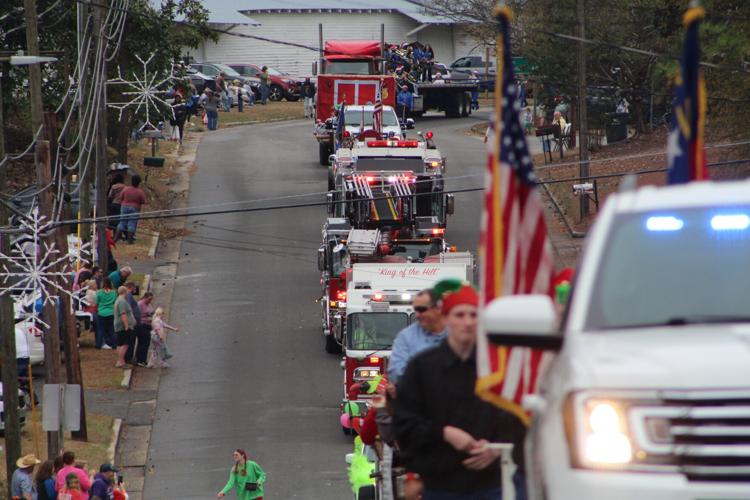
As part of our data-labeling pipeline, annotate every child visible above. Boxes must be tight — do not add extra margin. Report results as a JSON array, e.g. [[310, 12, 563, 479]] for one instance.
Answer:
[[59, 472, 84, 500], [149, 307, 179, 368], [523, 107, 534, 135]]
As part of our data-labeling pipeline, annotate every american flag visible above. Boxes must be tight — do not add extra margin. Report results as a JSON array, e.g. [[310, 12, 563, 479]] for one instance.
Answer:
[[667, 5, 708, 184], [475, 7, 555, 425], [372, 84, 383, 136]]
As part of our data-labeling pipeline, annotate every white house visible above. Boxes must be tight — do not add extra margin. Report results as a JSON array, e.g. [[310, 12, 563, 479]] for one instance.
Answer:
[[182, 0, 483, 76]]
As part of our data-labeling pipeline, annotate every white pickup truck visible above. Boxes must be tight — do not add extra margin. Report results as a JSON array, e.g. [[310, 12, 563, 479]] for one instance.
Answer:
[[485, 179, 750, 499]]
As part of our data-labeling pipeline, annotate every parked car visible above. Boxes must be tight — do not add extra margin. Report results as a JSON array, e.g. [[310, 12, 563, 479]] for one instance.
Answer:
[[189, 62, 260, 102], [8, 181, 95, 229], [227, 64, 303, 102], [184, 67, 215, 94], [448, 55, 496, 90]]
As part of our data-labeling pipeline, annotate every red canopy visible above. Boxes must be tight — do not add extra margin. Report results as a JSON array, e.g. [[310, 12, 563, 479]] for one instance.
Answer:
[[324, 40, 381, 60]]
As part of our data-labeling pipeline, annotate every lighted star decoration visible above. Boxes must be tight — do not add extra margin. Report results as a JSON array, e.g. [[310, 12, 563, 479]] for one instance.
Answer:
[[0, 207, 91, 328], [107, 53, 175, 132]]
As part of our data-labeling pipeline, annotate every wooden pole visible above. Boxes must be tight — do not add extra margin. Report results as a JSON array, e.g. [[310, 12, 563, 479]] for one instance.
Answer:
[[577, 0, 590, 219], [44, 110, 88, 441], [37, 139, 63, 459], [93, 0, 109, 272], [0, 60, 23, 495]]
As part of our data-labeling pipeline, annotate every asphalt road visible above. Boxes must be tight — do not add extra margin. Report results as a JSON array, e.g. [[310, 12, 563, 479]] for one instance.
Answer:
[[143, 111, 489, 499]]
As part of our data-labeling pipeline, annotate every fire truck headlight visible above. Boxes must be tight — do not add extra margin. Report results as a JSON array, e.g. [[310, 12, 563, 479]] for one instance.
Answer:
[[353, 367, 380, 381]]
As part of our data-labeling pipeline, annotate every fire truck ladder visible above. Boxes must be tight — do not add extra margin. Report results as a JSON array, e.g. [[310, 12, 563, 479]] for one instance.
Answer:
[[347, 175, 374, 198]]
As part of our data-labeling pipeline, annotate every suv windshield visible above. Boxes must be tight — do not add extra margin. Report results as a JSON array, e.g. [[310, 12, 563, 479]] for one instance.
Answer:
[[586, 207, 750, 330], [345, 109, 398, 128], [347, 312, 409, 350], [325, 61, 373, 75], [213, 64, 242, 78]]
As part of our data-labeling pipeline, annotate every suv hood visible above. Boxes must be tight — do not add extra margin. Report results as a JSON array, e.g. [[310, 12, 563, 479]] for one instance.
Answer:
[[567, 325, 750, 390]]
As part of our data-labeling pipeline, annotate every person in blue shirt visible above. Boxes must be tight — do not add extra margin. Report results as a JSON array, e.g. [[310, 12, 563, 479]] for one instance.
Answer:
[[388, 289, 447, 384], [396, 85, 413, 122]]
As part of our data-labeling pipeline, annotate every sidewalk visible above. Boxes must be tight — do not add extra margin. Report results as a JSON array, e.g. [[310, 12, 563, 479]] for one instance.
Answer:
[[85, 133, 198, 500]]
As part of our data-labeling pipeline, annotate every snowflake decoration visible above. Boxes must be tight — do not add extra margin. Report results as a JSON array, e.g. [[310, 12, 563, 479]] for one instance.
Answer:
[[0, 208, 91, 328], [107, 53, 175, 132]]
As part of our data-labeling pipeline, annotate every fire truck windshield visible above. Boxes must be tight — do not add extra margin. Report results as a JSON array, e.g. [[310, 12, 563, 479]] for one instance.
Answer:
[[389, 241, 442, 262], [356, 158, 424, 171], [324, 61, 373, 75], [347, 312, 409, 351], [346, 111, 399, 128]]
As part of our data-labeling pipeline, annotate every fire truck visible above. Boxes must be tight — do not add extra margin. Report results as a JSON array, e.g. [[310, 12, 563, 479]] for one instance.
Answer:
[[340, 259, 473, 434], [312, 39, 397, 165], [318, 136, 455, 354]]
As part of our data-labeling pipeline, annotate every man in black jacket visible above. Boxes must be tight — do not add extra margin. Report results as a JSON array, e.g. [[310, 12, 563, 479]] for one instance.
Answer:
[[302, 77, 315, 119], [394, 285, 524, 499]]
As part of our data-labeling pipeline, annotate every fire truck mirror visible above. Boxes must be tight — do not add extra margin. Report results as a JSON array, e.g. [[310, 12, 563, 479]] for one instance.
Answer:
[[446, 193, 455, 215], [326, 192, 335, 216], [318, 246, 327, 271], [312, 61, 318, 76]]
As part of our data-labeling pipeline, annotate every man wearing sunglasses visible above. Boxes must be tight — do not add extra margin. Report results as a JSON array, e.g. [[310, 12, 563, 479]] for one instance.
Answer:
[[388, 289, 447, 384]]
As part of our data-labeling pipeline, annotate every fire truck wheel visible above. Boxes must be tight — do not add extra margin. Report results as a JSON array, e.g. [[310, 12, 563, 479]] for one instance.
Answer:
[[357, 485, 376, 499], [319, 142, 332, 165], [325, 334, 341, 354]]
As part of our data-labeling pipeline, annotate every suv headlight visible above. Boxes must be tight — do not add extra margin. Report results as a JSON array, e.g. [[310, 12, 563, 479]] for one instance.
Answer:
[[580, 400, 632, 466], [567, 393, 635, 470]]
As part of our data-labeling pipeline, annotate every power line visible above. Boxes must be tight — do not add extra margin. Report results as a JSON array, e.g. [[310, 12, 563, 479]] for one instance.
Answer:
[[17, 152, 747, 233], [76, 0, 750, 75]]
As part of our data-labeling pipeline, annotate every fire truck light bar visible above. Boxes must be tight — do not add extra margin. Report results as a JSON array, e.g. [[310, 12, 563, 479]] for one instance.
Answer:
[[366, 140, 420, 148], [369, 356, 380, 364]]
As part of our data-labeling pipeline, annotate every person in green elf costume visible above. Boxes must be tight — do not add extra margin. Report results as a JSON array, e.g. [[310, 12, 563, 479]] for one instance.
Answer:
[[217, 449, 266, 499]]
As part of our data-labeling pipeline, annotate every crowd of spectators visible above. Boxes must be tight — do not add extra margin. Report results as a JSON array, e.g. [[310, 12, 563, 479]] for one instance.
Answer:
[[11, 451, 128, 500]]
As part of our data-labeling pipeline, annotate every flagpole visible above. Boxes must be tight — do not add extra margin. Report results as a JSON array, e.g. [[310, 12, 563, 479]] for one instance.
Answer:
[[491, 4, 510, 299]]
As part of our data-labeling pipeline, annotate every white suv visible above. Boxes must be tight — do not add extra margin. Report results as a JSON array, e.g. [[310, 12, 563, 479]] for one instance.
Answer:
[[485, 179, 750, 499]]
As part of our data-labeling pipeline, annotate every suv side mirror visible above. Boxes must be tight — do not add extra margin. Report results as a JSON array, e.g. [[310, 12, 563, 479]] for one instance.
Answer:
[[328, 154, 336, 165], [406, 118, 415, 129], [445, 193, 455, 215], [317, 246, 327, 271], [484, 295, 561, 350]]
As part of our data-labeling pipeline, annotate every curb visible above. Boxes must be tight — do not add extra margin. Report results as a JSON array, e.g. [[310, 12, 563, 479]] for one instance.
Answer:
[[109, 418, 123, 463], [224, 116, 306, 128], [147, 231, 160, 258], [121, 368, 133, 389]]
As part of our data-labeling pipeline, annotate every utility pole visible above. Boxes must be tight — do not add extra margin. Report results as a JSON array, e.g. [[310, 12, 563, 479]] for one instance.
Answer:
[[0, 60, 23, 495], [44, 110, 89, 441], [78, 0, 92, 244], [25, 0, 63, 457], [577, 0, 590, 219], [93, 1, 109, 272]]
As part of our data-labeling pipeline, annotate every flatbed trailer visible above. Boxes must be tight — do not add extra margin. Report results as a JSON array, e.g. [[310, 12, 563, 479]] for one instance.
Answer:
[[411, 82, 478, 118]]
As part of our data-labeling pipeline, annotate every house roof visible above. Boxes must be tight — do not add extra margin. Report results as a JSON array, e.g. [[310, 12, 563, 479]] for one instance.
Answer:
[[149, 0, 260, 25], [239, 0, 454, 25]]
